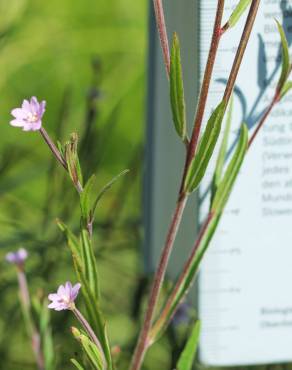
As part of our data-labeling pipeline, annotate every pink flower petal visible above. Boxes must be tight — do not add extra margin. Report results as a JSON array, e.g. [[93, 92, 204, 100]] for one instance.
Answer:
[[10, 119, 24, 127], [22, 99, 31, 111], [71, 283, 81, 299], [57, 284, 66, 296], [11, 108, 27, 119], [30, 96, 39, 113]]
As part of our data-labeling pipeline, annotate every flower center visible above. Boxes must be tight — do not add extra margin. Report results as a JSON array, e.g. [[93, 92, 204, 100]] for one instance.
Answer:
[[26, 112, 38, 123], [61, 295, 70, 305]]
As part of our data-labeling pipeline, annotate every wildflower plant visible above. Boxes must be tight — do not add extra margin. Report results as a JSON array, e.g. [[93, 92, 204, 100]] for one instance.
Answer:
[[5, 0, 292, 369]]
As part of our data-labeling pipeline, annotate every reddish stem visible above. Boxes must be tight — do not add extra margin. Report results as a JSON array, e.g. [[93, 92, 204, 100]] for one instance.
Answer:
[[40, 127, 67, 170], [150, 212, 214, 339], [248, 91, 279, 148], [184, 0, 225, 177], [130, 194, 187, 370], [223, 0, 261, 104], [153, 0, 170, 76]]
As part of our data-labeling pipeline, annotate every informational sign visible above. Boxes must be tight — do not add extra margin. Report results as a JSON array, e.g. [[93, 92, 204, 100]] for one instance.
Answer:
[[145, 0, 292, 367], [199, 1, 292, 366]]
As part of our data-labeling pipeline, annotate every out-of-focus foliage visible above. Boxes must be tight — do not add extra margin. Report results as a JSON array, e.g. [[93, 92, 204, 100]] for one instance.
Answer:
[[0, 0, 151, 369]]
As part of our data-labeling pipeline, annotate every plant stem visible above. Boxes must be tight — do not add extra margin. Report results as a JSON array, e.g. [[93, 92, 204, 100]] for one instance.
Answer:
[[17, 269, 44, 370], [248, 91, 279, 148], [153, 0, 170, 76], [130, 3, 225, 369], [73, 307, 106, 368], [150, 212, 214, 339], [223, 0, 261, 104], [130, 194, 187, 370], [184, 0, 225, 174], [40, 127, 84, 193], [40, 127, 67, 170]]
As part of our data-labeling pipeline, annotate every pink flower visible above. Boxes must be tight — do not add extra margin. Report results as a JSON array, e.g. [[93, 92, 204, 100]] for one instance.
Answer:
[[6, 248, 28, 265], [48, 282, 81, 311], [10, 97, 46, 131]]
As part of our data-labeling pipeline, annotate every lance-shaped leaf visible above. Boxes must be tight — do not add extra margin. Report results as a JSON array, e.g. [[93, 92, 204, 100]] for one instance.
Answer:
[[80, 175, 96, 220], [72, 327, 104, 370], [227, 0, 252, 29], [184, 102, 225, 193], [276, 20, 290, 90], [170, 32, 187, 141], [177, 321, 201, 370], [80, 227, 100, 300], [280, 80, 292, 99], [90, 169, 129, 224], [71, 359, 85, 370], [211, 124, 248, 214], [211, 96, 234, 199]]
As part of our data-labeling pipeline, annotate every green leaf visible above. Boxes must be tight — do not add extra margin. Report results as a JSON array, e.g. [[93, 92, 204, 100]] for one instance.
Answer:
[[151, 128, 247, 340], [91, 169, 129, 222], [280, 80, 292, 99], [276, 20, 290, 90], [227, 0, 252, 29], [212, 96, 234, 199], [71, 358, 85, 370], [57, 220, 83, 264], [80, 227, 100, 300], [80, 174, 96, 220], [177, 321, 201, 370], [72, 328, 104, 370], [211, 124, 248, 214], [170, 32, 187, 141], [40, 302, 55, 370], [184, 102, 225, 193]]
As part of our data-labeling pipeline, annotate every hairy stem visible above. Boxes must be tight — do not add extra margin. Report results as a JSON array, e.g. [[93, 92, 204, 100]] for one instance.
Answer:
[[223, 0, 261, 104], [248, 91, 279, 148], [150, 213, 215, 339], [184, 0, 225, 174], [130, 194, 187, 370], [153, 0, 170, 76], [40, 127, 67, 170]]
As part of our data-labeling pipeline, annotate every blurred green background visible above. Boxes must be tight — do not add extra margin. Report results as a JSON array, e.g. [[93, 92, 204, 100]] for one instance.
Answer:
[[0, 0, 158, 369]]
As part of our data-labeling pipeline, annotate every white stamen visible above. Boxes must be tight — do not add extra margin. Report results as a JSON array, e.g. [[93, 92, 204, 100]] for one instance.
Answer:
[[26, 112, 38, 123]]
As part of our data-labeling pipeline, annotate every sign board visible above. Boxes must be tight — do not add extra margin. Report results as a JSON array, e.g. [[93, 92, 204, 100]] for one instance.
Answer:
[[145, 0, 292, 367]]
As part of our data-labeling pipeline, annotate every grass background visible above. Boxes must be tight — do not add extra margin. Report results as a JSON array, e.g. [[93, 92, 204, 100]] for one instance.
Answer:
[[0, 0, 161, 369]]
